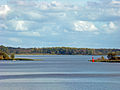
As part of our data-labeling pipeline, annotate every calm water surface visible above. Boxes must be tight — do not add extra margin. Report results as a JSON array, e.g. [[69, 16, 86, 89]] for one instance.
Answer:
[[0, 55, 120, 90]]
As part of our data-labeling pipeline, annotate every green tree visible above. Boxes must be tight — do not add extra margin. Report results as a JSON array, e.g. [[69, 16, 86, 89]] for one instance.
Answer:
[[0, 55, 3, 60], [10, 53, 15, 60], [0, 51, 10, 60], [101, 56, 105, 60], [107, 52, 117, 60], [0, 45, 9, 54]]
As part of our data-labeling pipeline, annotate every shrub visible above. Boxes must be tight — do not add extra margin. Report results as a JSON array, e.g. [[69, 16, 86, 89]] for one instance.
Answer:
[[107, 52, 117, 60], [101, 56, 105, 60], [10, 53, 15, 60]]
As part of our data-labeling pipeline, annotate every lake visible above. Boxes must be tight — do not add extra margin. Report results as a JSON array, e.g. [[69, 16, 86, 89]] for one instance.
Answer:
[[0, 55, 120, 90]]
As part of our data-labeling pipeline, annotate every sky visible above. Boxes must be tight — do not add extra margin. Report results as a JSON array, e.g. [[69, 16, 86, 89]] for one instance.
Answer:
[[0, 0, 120, 48]]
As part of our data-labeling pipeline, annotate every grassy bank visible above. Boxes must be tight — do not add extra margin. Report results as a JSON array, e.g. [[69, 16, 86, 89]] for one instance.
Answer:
[[15, 53, 57, 55], [89, 59, 120, 63], [0, 58, 43, 61]]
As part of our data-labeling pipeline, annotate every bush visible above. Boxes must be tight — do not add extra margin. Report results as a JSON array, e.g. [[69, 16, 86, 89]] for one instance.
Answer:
[[101, 56, 105, 60], [0, 51, 10, 60], [0, 55, 3, 60], [10, 54, 15, 60], [107, 52, 117, 60]]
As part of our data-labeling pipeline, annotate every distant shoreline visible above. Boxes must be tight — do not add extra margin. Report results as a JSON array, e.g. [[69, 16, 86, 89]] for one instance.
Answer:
[[1, 45, 120, 55], [0, 58, 42, 61], [15, 54, 108, 55]]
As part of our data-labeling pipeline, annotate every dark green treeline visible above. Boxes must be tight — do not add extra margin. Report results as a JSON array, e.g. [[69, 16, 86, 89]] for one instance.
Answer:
[[0, 45, 120, 55]]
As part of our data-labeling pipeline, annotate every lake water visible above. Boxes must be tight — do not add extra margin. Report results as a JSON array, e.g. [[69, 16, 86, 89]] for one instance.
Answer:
[[0, 55, 120, 90]]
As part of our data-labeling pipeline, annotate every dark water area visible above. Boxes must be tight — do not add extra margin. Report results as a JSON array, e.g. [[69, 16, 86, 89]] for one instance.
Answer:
[[0, 55, 120, 90]]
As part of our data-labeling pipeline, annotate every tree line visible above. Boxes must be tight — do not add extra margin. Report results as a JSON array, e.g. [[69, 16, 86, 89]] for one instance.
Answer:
[[0, 45, 120, 55]]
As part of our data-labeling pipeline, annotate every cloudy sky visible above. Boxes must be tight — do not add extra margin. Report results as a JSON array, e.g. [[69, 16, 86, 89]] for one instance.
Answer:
[[0, 0, 120, 48]]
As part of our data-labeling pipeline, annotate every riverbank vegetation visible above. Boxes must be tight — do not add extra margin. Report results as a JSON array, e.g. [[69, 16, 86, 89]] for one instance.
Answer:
[[0, 45, 120, 55], [0, 50, 41, 61], [90, 52, 120, 62]]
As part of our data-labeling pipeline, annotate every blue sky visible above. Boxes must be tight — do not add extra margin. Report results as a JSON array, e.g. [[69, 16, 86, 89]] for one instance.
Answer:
[[0, 0, 120, 48]]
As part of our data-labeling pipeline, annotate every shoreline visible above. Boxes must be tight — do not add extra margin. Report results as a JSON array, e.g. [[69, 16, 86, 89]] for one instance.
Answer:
[[0, 58, 43, 61], [15, 54, 108, 55], [89, 59, 120, 63]]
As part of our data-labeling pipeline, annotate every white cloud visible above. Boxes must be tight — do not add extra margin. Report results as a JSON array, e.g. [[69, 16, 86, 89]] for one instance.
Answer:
[[64, 29, 69, 32], [51, 1, 61, 7], [1, 0, 120, 35], [103, 22, 117, 29], [93, 32, 100, 35], [109, 22, 117, 29], [20, 31, 40, 37], [35, 2, 48, 10], [16, 1, 26, 6], [103, 22, 117, 33], [0, 24, 7, 29], [74, 21, 98, 32], [51, 32, 59, 35], [35, 1, 77, 10], [14, 20, 28, 31], [28, 12, 44, 19], [0, 5, 10, 18], [9, 38, 22, 43], [112, 1, 120, 4]]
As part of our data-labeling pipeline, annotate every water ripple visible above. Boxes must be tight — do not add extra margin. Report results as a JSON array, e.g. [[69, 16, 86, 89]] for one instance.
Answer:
[[0, 73, 120, 80]]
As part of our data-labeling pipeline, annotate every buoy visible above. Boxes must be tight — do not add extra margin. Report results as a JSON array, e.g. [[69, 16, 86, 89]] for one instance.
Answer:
[[92, 56, 94, 62]]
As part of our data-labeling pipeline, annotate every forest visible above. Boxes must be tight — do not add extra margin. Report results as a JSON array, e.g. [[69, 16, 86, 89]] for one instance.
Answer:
[[0, 45, 120, 55]]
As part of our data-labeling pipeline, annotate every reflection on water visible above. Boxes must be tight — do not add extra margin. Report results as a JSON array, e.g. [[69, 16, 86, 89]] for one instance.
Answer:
[[0, 55, 120, 90]]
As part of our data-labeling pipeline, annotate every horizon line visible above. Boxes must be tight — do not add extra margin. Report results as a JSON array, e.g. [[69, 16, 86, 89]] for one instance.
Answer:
[[1, 45, 120, 49]]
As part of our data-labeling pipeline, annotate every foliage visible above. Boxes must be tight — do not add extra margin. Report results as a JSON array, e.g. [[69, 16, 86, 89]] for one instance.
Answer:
[[10, 53, 15, 59], [0, 50, 10, 60], [0, 55, 3, 60], [0, 45, 9, 54], [107, 52, 117, 60], [101, 56, 105, 60], [0, 45, 120, 55], [0, 49, 42, 61]]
